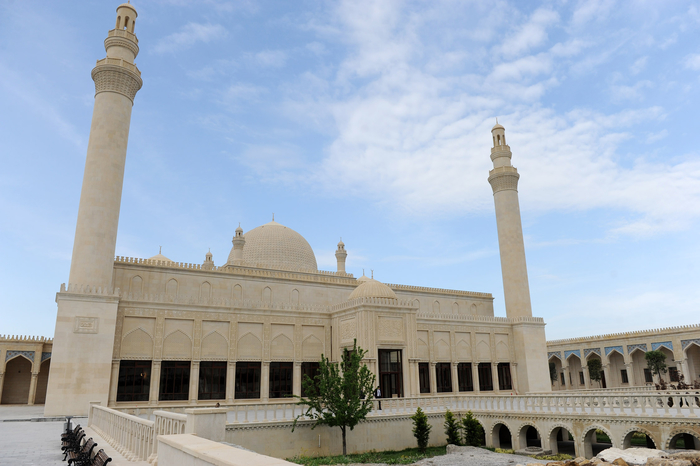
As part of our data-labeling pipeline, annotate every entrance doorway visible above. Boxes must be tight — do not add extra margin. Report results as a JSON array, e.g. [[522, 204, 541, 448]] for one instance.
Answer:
[[378, 349, 403, 398]]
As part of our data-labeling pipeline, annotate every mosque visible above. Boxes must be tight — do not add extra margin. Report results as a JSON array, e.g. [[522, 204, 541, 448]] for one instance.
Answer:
[[1, 3, 696, 416]]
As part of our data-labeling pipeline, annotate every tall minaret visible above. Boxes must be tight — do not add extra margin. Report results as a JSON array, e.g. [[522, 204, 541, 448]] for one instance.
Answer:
[[69, 2, 142, 288], [45, 3, 143, 416], [488, 122, 550, 393], [335, 239, 347, 274]]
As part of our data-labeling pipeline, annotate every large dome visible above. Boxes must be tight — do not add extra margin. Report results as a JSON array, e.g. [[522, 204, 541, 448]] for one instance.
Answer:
[[230, 220, 318, 272]]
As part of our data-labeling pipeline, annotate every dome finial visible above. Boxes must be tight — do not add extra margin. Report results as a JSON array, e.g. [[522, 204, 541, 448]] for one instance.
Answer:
[[371, 269, 374, 279], [159, 245, 162, 254], [272, 213, 274, 221]]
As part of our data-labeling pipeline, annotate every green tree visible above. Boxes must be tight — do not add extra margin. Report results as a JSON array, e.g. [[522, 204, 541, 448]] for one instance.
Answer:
[[461, 411, 484, 446], [410, 407, 431, 452], [292, 340, 376, 456], [645, 350, 668, 382], [549, 362, 558, 384], [588, 358, 603, 388], [444, 409, 462, 446]]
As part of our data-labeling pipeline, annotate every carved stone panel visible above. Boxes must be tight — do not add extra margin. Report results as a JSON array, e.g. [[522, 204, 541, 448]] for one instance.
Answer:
[[378, 316, 403, 341], [434, 331, 451, 360], [340, 317, 357, 343]]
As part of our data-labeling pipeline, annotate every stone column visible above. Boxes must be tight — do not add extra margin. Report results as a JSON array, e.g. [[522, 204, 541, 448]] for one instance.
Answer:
[[27, 373, 39, 405], [677, 359, 690, 382], [510, 363, 519, 393], [472, 363, 481, 394], [602, 364, 611, 389], [582, 365, 591, 389], [452, 362, 460, 393], [109, 361, 120, 405], [189, 361, 200, 404], [0, 372, 4, 403], [429, 362, 437, 394], [293, 362, 302, 397], [492, 362, 500, 393], [226, 361, 236, 403], [625, 363, 636, 386], [261, 362, 270, 401], [149, 361, 161, 405], [561, 366, 569, 390]]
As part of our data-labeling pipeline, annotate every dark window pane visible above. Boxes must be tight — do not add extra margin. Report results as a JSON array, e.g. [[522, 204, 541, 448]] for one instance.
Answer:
[[235, 362, 261, 399], [269, 362, 293, 398], [419, 363, 430, 393], [159, 361, 191, 401], [479, 363, 493, 391], [644, 368, 653, 383], [199, 361, 227, 400], [378, 350, 403, 398], [116, 360, 152, 402], [301, 362, 320, 397], [497, 363, 512, 390], [620, 369, 629, 384], [436, 362, 452, 393], [669, 367, 679, 382], [579, 372, 585, 385], [457, 363, 473, 392]]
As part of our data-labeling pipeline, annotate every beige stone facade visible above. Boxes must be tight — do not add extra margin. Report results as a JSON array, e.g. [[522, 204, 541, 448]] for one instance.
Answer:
[[0, 335, 52, 405], [547, 324, 700, 390], [43, 3, 552, 416]]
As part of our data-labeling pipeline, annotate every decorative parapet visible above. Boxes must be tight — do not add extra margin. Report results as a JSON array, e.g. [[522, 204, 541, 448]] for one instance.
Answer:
[[330, 297, 415, 312], [92, 57, 143, 103], [0, 335, 53, 343], [105, 29, 139, 57], [385, 283, 492, 299], [60, 283, 120, 296], [510, 316, 545, 324], [547, 323, 700, 346], [417, 313, 510, 324], [488, 166, 519, 194]]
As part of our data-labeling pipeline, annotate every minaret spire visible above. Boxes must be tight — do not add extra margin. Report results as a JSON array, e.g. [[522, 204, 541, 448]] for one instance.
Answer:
[[335, 238, 347, 274]]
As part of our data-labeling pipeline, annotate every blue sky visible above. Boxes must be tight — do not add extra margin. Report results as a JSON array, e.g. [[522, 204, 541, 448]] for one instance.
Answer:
[[1, 0, 699, 340]]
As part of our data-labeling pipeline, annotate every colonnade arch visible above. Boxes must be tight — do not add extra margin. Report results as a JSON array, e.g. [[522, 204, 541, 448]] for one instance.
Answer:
[[621, 427, 657, 449], [516, 422, 541, 449], [586, 353, 605, 388], [1, 355, 32, 404], [549, 355, 563, 389], [686, 343, 700, 382], [548, 425, 576, 456], [607, 350, 625, 387], [667, 431, 700, 450], [582, 425, 614, 459], [490, 422, 512, 449]]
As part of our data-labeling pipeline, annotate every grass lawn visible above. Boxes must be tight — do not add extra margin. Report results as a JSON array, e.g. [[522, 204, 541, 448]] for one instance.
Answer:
[[288, 446, 447, 466]]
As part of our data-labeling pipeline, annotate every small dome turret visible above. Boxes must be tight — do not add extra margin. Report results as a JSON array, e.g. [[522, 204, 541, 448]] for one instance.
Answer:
[[349, 278, 397, 300]]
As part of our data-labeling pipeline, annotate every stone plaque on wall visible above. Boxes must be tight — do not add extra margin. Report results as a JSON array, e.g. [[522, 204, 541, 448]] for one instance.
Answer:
[[74, 317, 99, 334]]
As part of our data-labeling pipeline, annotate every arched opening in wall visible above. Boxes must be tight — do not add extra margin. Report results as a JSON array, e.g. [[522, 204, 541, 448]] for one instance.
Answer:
[[586, 353, 606, 388], [1, 356, 32, 404], [568, 354, 584, 389], [686, 343, 700, 384], [549, 427, 575, 456], [34, 359, 51, 404], [124, 16, 129, 30], [517, 425, 541, 449], [622, 430, 656, 449], [630, 348, 651, 386], [657, 346, 676, 383], [607, 351, 625, 388], [583, 428, 613, 459], [491, 423, 512, 449], [116, 16, 121, 29], [549, 356, 563, 390], [669, 432, 700, 450]]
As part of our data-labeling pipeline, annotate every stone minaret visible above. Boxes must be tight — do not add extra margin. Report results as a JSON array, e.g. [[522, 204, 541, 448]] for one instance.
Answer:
[[335, 239, 347, 274], [488, 122, 550, 393], [230, 225, 246, 264], [45, 3, 143, 416]]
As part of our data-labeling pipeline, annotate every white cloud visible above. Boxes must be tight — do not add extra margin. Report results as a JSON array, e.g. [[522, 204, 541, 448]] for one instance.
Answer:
[[254, 50, 288, 68], [609, 80, 653, 102], [571, 0, 616, 27], [498, 8, 559, 58], [630, 56, 647, 75], [154, 23, 227, 54], [684, 53, 700, 71]]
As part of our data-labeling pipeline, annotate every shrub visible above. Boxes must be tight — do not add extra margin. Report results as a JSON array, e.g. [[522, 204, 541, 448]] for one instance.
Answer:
[[461, 411, 484, 446], [410, 407, 431, 453], [444, 409, 461, 446]]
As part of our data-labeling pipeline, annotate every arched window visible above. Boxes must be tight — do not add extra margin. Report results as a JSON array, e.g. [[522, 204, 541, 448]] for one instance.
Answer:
[[124, 16, 129, 30], [116, 16, 122, 29]]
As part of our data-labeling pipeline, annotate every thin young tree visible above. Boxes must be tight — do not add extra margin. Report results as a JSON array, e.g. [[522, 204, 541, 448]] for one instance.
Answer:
[[461, 411, 484, 447], [410, 406, 431, 453], [645, 350, 668, 383], [444, 409, 462, 446], [588, 358, 603, 388], [292, 339, 376, 456]]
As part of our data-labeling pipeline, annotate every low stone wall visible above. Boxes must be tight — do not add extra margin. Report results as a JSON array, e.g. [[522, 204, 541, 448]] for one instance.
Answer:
[[158, 434, 298, 466], [226, 413, 447, 458]]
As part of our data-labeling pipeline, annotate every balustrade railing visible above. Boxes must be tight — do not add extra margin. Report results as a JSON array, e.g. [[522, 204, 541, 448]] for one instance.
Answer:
[[89, 404, 155, 462], [148, 410, 188, 463]]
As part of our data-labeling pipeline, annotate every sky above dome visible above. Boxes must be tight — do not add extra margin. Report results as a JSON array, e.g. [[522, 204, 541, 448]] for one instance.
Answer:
[[1, 0, 699, 340]]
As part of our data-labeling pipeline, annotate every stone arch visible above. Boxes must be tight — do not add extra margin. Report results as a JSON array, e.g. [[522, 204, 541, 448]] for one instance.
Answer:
[[490, 422, 512, 449], [417, 337, 429, 360], [685, 341, 700, 382], [302, 335, 323, 360], [166, 278, 178, 298], [435, 337, 451, 360], [291, 289, 300, 305], [567, 354, 584, 388], [201, 331, 228, 359], [232, 284, 242, 300], [262, 286, 272, 304], [162, 329, 192, 359], [581, 425, 615, 459], [452, 302, 459, 314], [547, 424, 576, 456], [496, 341, 509, 361], [432, 300, 440, 314], [121, 327, 154, 359], [621, 426, 658, 450], [1, 355, 32, 404], [130, 275, 143, 295], [34, 358, 51, 404], [200, 281, 212, 301], [516, 422, 541, 449], [470, 303, 477, 314], [456, 339, 471, 360], [629, 347, 649, 386], [413, 299, 420, 311], [237, 332, 262, 359], [666, 429, 700, 450], [607, 351, 625, 387], [271, 333, 294, 359]]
